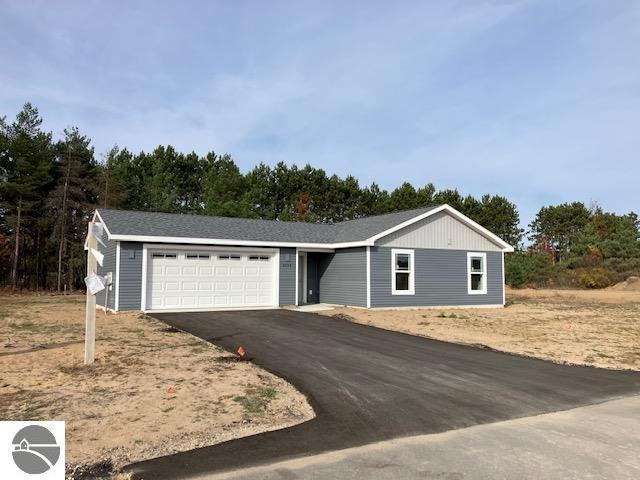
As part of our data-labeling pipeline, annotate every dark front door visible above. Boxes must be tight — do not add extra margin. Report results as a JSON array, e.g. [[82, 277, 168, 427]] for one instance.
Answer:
[[306, 252, 321, 304]]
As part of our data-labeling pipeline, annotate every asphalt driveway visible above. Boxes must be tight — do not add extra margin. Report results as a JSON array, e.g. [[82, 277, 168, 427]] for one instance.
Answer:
[[127, 309, 640, 479]]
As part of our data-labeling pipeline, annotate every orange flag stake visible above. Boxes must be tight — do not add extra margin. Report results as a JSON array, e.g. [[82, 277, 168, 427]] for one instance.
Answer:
[[237, 346, 246, 357]]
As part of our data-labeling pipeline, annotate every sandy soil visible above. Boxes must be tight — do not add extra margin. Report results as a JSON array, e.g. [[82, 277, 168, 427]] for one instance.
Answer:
[[323, 288, 640, 371], [0, 295, 313, 477]]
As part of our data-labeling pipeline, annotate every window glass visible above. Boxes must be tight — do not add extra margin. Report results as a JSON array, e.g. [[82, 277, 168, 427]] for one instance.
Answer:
[[249, 255, 269, 261], [152, 253, 176, 259], [396, 254, 410, 271], [471, 257, 483, 272], [395, 272, 410, 290], [187, 254, 210, 260], [219, 254, 241, 260], [471, 274, 483, 291]]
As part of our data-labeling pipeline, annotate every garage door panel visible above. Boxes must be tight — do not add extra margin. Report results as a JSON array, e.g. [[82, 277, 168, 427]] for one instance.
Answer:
[[165, 266, 180, 275], [214, 295, 228, 305], [164, 296, 181, 307], [182, 266, 197, 275], [147, 250, 276, 310], [182, 296, 197, 306]]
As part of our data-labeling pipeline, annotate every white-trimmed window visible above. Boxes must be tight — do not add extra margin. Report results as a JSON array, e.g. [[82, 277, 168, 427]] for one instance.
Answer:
[[392, 249, 415, 295], [186, 253, 210, 260], [467, 252, 487, 294], [152, 252, 177, 259], [218, 254, 241, 261], [249, 255, 270, 261]]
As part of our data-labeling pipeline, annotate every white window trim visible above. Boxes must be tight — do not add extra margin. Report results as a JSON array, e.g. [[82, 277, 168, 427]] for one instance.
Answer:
[[467, 252, 487, 295], [391, 248, 415, 295]]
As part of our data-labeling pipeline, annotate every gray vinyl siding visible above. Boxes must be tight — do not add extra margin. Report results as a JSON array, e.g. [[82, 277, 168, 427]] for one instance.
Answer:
[[318, 247, 367, 307], [370, 247, 503, 307], [118, 242, 143, 310], [279, 247, 296, 305], [96, 238, 117, 310]]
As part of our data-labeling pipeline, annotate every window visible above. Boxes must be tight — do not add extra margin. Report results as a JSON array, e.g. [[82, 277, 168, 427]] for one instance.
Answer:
[[218, 254, 241, 261], [186, 254, 210, 260], [392, 249, 414, 295], [249, 255, 270, 261], [152, 253, 176, 259], [467, 252, 487, 294]]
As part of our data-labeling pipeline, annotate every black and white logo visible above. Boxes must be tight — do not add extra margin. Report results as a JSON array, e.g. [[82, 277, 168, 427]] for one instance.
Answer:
[[1, 421, 65, 479], [12, 425, 61, 474]]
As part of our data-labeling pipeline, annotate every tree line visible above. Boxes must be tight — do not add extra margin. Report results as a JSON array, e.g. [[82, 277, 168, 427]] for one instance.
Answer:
[[509, 202, 640, 288], [1, 103, 638, 291]]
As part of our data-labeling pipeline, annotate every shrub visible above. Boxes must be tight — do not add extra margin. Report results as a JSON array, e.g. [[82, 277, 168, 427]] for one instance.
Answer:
[[576, 267, 614, 289]]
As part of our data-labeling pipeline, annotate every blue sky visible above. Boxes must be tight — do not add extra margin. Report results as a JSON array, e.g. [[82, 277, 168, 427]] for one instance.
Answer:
[[1, 1, 638, 229]]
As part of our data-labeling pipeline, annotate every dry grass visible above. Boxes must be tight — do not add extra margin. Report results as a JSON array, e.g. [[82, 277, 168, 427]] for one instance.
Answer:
[[323, 288, 640, 371], [0, 294, 313, 477]]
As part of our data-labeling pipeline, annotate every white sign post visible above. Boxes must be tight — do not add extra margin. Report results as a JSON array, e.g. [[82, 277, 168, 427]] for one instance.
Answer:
[[84, 221, 98, 365]]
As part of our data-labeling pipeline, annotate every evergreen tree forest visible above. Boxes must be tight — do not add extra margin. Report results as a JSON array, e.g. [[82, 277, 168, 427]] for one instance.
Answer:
[[1, 103, 638, 291]]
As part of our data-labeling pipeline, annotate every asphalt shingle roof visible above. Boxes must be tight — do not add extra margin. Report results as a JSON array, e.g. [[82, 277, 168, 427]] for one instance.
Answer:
[[97, 206, 441, 245]]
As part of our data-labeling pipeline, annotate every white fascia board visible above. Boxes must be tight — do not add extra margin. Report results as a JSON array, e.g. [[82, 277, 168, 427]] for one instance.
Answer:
[[369, 204, 515, 252], [109, 234, 363, 250], [143, 243, 279, 253], [93, 210, 113, 238]]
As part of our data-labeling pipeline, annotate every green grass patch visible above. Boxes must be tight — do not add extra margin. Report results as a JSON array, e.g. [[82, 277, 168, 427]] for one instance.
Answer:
[[233, 386, 278, 415], [8, 321, 36, 330]]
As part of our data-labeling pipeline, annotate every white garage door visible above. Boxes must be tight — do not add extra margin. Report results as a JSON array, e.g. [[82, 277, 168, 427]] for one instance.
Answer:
[[146, 249, 277, 311]]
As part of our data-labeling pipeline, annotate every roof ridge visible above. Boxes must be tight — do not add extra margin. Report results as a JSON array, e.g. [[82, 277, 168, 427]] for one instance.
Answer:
[[97, 206, 441, 227], [335, 205, 441, 224]]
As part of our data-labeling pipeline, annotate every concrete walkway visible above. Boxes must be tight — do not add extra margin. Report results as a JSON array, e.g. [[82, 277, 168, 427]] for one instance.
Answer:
[[208, 395, 640, 480]]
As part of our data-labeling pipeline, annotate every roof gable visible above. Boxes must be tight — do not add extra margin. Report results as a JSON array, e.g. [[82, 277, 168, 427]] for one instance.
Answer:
[[376, 210, 504, 251]]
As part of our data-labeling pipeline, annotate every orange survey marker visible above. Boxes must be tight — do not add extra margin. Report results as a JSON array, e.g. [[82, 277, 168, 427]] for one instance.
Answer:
[[237, 346, 246, 357]]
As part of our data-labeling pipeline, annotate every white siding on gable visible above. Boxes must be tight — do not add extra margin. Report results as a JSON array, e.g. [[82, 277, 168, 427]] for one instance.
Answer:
[[376, 211, 502, 251]]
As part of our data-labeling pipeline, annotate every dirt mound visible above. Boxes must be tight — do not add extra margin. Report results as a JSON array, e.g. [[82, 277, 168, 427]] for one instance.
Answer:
[[608, 276, 640, 291]]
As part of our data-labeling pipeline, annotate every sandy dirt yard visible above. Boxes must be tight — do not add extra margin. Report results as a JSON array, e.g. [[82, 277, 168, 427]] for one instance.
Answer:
[[324, 288, 640, 371], [0, 295, 313, 478]]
